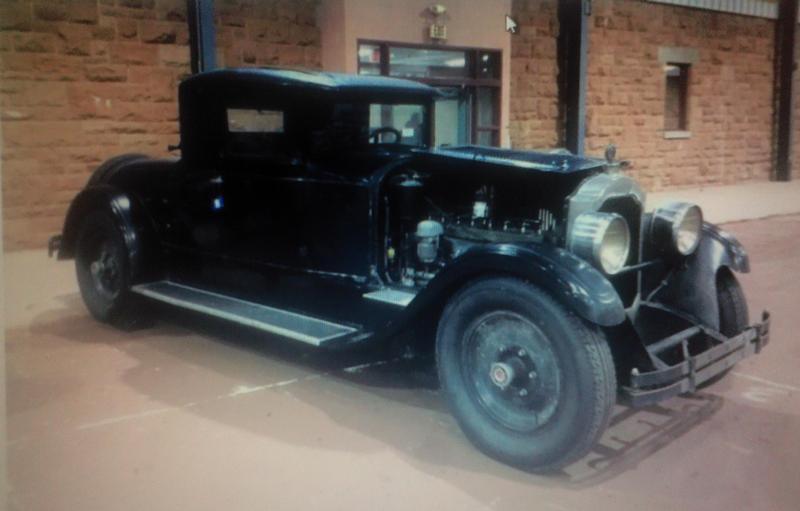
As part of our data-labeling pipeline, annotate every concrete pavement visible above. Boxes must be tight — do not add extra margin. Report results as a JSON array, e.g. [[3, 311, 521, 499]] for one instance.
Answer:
[[4, 214, 800, 511], [646, 179, 800, 224]]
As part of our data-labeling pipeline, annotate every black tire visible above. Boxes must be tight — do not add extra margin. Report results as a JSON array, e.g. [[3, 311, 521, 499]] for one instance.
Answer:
[[75, 210, 133, 323], [698, 269, 749, 388], [436, 277, 617, 471]]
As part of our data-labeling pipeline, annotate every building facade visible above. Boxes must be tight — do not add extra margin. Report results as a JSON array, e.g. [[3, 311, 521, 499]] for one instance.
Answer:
[[0, 0, 794, 249]]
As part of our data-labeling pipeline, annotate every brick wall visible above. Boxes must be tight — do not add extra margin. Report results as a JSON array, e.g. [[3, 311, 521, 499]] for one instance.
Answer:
[[0, 0, 321, 251], [511, 0, 776, 191], [509, 0, 561, 149], [588, 0, 774, 190]]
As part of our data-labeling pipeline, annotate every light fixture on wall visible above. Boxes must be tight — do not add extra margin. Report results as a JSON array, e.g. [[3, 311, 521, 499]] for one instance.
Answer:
[[428, 4, 447, 41]]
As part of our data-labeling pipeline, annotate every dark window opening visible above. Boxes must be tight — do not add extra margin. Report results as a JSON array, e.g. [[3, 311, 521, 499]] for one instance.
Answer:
[[664, 63, 689, 132]]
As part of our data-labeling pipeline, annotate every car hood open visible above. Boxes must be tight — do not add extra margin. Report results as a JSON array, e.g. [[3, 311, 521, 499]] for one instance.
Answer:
[[415, 146, 607, 174]]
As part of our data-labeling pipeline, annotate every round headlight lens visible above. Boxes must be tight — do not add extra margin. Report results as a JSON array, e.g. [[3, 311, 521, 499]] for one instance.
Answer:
[[569, 212, 631, 275], [652, 202, 703, 256], [675, 205, 702, 255]]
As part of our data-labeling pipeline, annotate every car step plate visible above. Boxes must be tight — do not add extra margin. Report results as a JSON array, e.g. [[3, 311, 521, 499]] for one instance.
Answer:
[[362, 288, 416, 307], [132, 281, 360, 346]]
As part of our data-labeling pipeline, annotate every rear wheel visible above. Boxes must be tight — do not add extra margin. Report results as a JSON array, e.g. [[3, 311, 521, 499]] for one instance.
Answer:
[[75, 211, 133, 323], [436, 277, 616, 471]]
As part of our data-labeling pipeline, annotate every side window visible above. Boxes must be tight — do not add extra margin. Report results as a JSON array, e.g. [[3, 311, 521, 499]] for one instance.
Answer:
[[224, 108, 287, 160], [368, 104, 425, 146], [664, 63, 689, 134], [227, 108, 284, 133]]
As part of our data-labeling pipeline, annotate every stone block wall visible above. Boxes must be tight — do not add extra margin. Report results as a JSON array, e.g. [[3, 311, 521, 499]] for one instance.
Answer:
[[0, 0, 321, 250], [509, 0, 561, 149], [511, 0, 776, 191]]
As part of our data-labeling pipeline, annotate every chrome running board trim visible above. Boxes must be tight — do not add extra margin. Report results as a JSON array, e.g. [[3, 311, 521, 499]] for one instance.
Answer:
[[363, 288, 416, 307], [132, 281, 359, 346]]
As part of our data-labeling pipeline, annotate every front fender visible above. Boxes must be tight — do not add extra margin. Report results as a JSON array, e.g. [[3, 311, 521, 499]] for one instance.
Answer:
[[404, 242, 626, 327], [651, 222, 750, 330]]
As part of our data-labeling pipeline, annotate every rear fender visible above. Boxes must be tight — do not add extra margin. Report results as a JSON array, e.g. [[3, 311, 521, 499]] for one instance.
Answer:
[[59, 184, 155, 283]]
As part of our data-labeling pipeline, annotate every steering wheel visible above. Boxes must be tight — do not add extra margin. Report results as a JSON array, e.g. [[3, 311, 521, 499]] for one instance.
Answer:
[[370, 127, 402, 144]]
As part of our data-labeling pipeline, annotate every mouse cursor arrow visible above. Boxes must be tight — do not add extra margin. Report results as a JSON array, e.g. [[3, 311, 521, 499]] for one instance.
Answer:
[[505, 15, 518, 34]]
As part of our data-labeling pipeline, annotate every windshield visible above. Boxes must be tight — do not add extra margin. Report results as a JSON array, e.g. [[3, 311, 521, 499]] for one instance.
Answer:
[[368, 103, 426, 146]]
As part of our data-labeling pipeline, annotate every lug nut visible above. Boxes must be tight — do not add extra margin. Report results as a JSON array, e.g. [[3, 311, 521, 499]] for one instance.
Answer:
[[518, 389, 528, 397], [518, 349, 526, 357], [528, 371, 537, 379]]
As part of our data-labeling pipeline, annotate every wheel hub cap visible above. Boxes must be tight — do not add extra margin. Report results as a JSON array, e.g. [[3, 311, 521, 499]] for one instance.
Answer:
[[88, 242, 120, 299], [489, 362, 514, 389]]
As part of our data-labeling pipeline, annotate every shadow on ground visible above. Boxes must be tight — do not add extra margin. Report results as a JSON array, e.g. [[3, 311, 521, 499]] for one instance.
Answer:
[[21, 293, 725, 491]]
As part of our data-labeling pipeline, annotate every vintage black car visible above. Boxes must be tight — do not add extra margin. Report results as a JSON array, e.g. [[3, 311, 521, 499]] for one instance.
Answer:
[[50, 68, 770, 471]]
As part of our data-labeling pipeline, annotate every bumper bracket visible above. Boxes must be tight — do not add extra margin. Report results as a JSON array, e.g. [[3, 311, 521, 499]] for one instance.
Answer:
[[622, 311, 771, 407]]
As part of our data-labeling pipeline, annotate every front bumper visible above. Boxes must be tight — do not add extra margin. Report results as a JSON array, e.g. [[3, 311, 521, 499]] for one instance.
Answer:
[[622, 311, 771, 407]]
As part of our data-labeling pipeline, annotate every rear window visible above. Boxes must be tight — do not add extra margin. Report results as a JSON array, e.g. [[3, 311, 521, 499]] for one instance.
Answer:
[[226, 108, 284, 133]]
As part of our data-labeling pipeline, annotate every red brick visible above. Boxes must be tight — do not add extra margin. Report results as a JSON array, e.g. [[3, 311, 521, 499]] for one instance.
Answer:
[[84, 64, 128, 82], [67, 0, 98, 24], [156, 0, 186, 21], [109, 42, 158, 65], [14, 32, 58, 53], [157, 44, 188, 68], [0, 1, 33, 31], [33, 1, 68, 21], [139, 20, 178, 44], [57, 23, 93, 56], [92, 24, 116, 41], [119, 0, 156, 9], [117, 19, 138, 39]]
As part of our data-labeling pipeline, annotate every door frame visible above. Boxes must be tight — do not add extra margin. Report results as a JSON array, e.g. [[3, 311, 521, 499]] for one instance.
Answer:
[[356, 39, 502, 147]]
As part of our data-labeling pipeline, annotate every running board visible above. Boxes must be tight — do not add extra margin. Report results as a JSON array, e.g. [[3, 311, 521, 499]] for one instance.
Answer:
[[131, 281, 360, 346], [362, 288, 416, 307]]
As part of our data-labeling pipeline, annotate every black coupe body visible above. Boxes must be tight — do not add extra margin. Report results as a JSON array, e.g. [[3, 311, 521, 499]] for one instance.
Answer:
[[51, 68, 770, 470]]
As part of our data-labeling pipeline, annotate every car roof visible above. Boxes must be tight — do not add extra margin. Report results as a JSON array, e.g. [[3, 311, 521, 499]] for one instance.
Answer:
[[181, 67, 440, 99]]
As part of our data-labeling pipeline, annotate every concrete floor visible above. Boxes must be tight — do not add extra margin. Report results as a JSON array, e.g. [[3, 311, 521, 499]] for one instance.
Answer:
[[5, 215, 800, 511]]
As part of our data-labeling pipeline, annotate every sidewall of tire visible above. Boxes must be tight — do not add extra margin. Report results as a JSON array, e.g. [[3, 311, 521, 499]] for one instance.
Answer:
[[75, 211, 132, 323], [436, 277, 615, 470]]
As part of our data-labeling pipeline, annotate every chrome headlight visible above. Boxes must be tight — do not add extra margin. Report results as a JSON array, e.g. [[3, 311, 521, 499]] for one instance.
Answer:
[[651, 202, 703, 256], [568, 212, 631, 275]]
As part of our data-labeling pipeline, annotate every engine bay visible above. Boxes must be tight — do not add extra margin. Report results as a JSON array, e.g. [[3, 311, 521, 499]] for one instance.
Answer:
[[382, 170, 565, 288]]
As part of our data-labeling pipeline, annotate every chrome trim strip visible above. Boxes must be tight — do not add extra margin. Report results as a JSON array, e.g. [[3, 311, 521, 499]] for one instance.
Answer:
[[132, 281, 358, 346], [363, 288, 416, 307]]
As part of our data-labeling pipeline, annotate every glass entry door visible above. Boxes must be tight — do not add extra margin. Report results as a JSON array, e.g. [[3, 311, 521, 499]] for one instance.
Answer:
[[435, 87, 471, 147], [358, 42, 501, 148]]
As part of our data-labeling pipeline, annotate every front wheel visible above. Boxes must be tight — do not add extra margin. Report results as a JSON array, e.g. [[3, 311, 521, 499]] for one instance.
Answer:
[[436, 277, 617, 471]]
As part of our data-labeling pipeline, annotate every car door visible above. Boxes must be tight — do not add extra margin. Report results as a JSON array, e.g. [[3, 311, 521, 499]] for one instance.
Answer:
[[219, 166, 375, 319], [208, 104, 376, 321], [161, 159, 228, 286]]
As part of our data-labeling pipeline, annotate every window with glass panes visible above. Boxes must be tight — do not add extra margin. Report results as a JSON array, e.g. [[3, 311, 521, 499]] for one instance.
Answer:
[[357, 41, 501, 147]]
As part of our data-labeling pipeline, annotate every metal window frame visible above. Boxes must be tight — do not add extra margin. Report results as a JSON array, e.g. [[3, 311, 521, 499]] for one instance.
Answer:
[[356, 39, 503, 147], [645, 0, 779, 19]]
